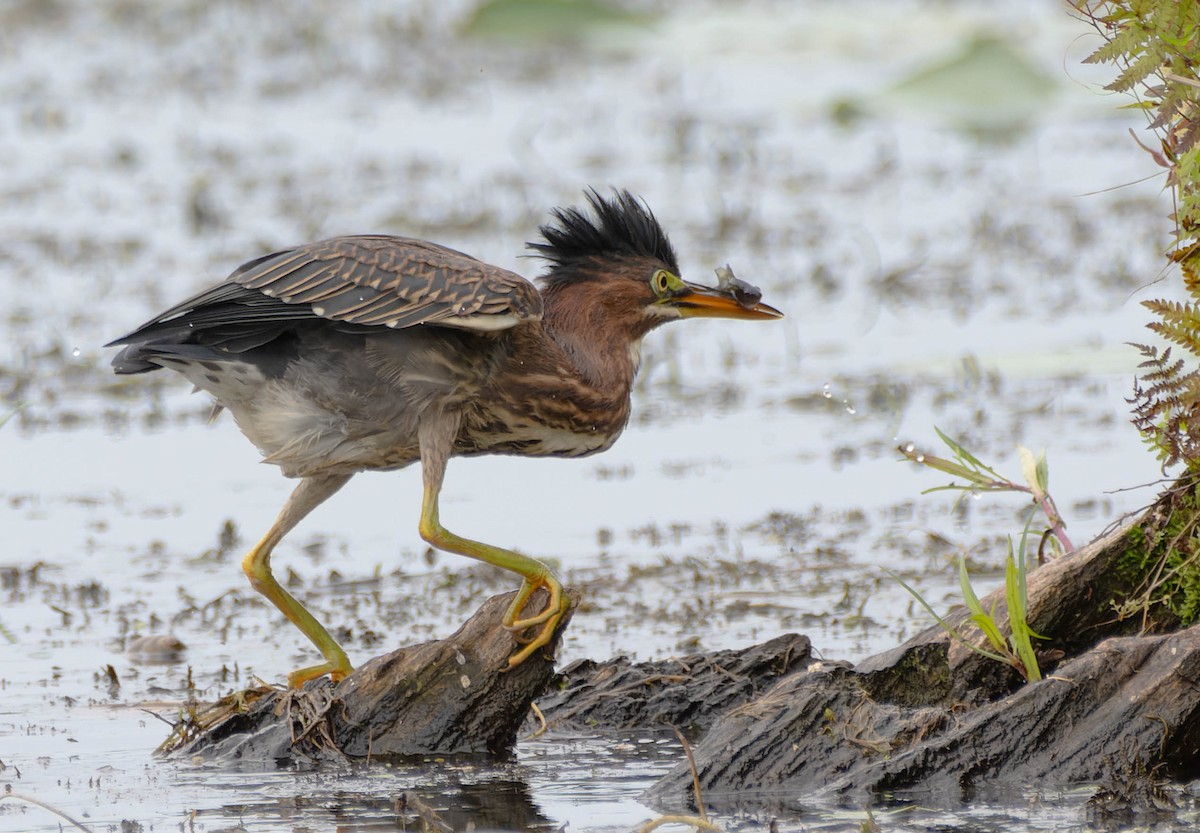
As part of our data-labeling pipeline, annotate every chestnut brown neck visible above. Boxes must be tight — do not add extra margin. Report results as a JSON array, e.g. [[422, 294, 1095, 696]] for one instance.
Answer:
[[539, 272, 658, 394]]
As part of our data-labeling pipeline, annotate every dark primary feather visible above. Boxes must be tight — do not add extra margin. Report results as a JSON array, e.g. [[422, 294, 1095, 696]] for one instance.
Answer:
[[528, 188, 680, 278], [107, 235, 544, 373]]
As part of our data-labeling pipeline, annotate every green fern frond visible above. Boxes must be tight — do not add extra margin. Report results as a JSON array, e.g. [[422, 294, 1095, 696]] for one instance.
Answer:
[[1108, 44, 1167, 92], [1084, 22, 1148, 65], [1128, 342, 1200, 470], [1080, 0, 1200, 468]]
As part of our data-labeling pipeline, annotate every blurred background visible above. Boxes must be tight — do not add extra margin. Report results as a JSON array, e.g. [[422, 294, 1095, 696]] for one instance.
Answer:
[[0, 0, 1181, 829]]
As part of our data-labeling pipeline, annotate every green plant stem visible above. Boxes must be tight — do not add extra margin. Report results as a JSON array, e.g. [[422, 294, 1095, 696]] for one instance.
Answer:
[[900, 444, 1074, 553]]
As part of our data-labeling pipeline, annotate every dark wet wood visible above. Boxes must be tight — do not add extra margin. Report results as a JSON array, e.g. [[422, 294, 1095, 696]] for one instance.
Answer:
[[166, 480, 1200, 800], [649, 624, 1200, 809], [170, 588, 577, 762], [535, 633, 812, 734], [647, 485, 1200, 809]]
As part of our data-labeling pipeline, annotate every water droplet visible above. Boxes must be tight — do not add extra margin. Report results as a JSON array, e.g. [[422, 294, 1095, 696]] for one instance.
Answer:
[[71, 347, 81, 357], [903, 442, 915, 453], [843, 401, 856, 415], [971, 490, 982, 501], [821, 383, 832, 399], [915, 454, 925, 463]]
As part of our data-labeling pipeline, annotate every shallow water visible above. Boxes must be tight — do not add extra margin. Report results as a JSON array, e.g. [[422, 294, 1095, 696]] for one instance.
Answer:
[[0, 0, 1187, 830]]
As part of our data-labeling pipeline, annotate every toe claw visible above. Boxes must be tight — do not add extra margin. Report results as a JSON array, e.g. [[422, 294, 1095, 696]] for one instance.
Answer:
[[502, 576, 569, 669]]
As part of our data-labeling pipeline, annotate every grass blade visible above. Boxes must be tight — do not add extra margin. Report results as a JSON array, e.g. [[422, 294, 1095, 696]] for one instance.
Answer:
[[1006, 549, 1041, 682], [934, 426, 1005, 480], [959, 555, 1007, 652], [888, 569, 1012, 666]]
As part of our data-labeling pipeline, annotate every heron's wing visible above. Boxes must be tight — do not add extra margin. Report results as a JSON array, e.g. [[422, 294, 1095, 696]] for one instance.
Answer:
[[231, 235, 542, 332]]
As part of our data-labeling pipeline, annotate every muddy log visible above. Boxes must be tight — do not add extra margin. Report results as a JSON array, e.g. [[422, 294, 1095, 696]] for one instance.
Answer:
[[167, 589, 577, 762], [647, 483, 1200, 810], [535, 633, 812, 735]]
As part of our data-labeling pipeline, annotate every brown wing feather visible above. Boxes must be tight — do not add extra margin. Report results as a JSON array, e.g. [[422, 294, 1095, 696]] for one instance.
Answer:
[[233, 235, 542, 331]]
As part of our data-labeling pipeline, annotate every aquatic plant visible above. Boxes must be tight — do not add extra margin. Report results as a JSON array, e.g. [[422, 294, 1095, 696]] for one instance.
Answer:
[[900, 427, 1072, 556], [895, 430, 1050, 681], [891, 535, 1042, 682]]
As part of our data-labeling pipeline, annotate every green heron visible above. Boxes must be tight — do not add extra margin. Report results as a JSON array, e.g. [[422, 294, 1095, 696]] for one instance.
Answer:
[[108, 189, 782, 687]]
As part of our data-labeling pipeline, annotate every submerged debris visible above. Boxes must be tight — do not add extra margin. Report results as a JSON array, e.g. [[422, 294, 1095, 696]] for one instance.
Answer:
[[126, 634, 187, 664], [156, 685, 274, 756]]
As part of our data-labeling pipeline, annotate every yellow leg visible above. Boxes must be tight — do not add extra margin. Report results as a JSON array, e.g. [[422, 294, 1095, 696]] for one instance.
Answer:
[[417, 412, 568, 668], [241, 474, 354, 687], [418, 483, 568, 667]]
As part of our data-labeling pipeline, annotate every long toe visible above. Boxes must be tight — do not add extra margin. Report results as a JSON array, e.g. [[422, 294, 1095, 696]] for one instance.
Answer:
[[506, 613, 565, 668], [504, 575, 567, 632], [287, 657, 354, 688], [503, 578, 569, 668]]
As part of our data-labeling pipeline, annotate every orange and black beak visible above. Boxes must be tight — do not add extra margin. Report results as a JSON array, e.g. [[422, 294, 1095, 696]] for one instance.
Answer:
[[672, 280, 784, 321]]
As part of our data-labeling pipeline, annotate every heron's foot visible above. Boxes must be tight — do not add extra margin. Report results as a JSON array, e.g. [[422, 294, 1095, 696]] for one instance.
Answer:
[[286, 651, 353, 688], [502, 573, 568, 668]]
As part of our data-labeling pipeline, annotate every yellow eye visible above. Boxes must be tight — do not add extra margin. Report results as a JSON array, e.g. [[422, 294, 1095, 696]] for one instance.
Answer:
[[652, 269, 673, 295]]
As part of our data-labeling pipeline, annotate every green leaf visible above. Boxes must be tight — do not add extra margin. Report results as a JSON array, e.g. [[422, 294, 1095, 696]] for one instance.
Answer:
[[1006, 549, 1041, 682], [886, 569, 1011, 665], [1017, 446, 1048, 502], [959, 555, 1007, 652], [935, 426, 1003, 479], [911, 452, 990, 484], [1107, 45, 1167, 93]]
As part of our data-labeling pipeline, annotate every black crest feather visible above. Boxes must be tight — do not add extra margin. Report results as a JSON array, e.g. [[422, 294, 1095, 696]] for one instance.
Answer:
[[529, 188, 680, 276]]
